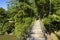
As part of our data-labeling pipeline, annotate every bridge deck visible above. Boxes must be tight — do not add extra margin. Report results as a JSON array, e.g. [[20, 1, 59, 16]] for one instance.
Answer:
[[27, 20, 46, 40]]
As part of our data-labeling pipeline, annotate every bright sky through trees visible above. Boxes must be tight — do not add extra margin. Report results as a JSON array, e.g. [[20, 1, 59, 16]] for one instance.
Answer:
[[0, 0, 9, 10]]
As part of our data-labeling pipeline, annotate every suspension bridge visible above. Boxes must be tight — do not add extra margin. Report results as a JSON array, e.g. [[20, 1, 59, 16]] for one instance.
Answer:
[[27, 20, 46, 40]]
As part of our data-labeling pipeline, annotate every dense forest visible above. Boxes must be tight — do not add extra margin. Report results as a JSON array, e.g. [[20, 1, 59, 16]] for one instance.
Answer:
[[0, 0, 60, 40]]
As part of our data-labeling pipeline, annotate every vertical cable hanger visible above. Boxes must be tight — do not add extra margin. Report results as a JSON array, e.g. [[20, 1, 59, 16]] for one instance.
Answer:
[[23, 0, 25, 13], [34, 0, 35, 8], [30, 0, 35, 21], [49, 0, 51, 14], [33, 0, 36, 20], [31, 4, 32, 21], [49, 0, 51, 34]]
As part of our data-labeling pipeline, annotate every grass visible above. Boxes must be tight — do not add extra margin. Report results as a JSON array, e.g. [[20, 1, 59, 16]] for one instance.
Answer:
[[45, 31, 60, 40], [0, 35, 19, 40], [51, 33, 58, 40], [45, 33, 58, 40]]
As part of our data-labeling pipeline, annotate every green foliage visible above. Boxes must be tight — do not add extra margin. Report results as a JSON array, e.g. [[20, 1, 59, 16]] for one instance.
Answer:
[[39, 0, 46, 4], [40, 0, 60, 34], [0, 8, 5, 14], [42, 17, 51, 25], [0, 23, 3, 34], [7, 0, 34, 39], [0, 8, 8, 34], [0, 0, 60, 40], [14, 17, 32, 39], [56, 9, 60, 16], [42, 14, 60, 33], [14, 23, 23, 37]]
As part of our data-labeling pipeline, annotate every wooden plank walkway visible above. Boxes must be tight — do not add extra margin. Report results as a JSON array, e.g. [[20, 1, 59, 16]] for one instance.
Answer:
[[27, 20, 46, 40]]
